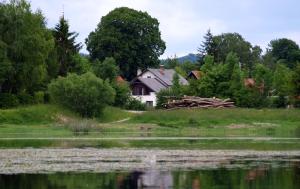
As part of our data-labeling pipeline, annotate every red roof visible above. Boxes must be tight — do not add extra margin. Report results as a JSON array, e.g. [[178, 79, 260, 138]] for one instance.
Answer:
[[115, 76, 126, 84]]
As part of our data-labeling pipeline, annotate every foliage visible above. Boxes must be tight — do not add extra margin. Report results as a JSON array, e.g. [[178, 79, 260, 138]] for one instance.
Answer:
[[267, 38, 300, 69], [156, 89, 173, 108], [17, 91, 34, 105], [292, 63, 300, 96], [34, 91, 45, 104], [112, 82, 131, 107], [86, 7, 166, 80], [124, 98, 146, 111], [0, 0, 55, 95], [93, 57, 119, 82], [69, 54, 91, 75], [0, 93, 19, 108], [197, 29, 215, 65], [272, 64, 293, 96], [48, 72, 115, 117], [52, 16, 82, 76]]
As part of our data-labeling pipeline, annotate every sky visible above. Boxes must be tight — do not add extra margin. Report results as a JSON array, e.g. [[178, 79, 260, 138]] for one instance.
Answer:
[[29, 0, 300, 58]]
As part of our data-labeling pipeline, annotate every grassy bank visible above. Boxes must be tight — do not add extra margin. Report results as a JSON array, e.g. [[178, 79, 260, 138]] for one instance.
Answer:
[[130, 108, 300, 137], [0, 105, 300, 149]]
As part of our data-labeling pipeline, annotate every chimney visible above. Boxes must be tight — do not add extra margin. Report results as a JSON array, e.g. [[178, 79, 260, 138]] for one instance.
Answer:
[[159, 65, 165, 75], [137, 69, 142, 76]]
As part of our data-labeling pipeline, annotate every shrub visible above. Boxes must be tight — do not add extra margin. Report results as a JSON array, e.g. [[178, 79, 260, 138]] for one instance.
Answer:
[[156, 88, 180, 108], [270, 95, 288, 108], [112, 82, 131, 107], [233, 88, 268, 108], [0, 93, 19, 108], [34, 91, 45, 104], [125, 98, 146, 111], [18, 92, 34, 105], [48, 72, 115, 117]]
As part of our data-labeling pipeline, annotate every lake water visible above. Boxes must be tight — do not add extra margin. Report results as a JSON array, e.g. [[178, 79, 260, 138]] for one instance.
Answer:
[[1, 162, 299, 189], [0, 149, 299, 189]]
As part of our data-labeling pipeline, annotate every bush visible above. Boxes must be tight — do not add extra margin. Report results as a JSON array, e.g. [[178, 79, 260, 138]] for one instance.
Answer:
[[270, 95, 288, 108], [18, 92, 34, 105], [233, 88, 268, 108], [156, 88, 180, 108], [34, 91, 45, 104], [48, 72, 115, 117], [0, 93, 19, 108], [112, 82, 131, 107], [125, 98, 146, 111]]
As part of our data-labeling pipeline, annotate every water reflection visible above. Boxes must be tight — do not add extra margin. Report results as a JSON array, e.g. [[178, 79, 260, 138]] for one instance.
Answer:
[[1, 163, 299, 189]]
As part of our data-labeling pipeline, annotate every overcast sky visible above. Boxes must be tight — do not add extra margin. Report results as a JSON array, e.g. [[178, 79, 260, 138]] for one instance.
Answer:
[[29, 0, 300, 58]]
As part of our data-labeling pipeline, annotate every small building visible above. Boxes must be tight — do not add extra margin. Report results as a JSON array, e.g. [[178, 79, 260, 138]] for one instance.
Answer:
[[130, 66, 188, 107], [187, 70, 202, 80]]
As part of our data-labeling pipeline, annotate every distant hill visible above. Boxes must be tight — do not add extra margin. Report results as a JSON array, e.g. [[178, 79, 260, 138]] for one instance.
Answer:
[[177, 53, 198, 63], [160, 53, 199, 65]]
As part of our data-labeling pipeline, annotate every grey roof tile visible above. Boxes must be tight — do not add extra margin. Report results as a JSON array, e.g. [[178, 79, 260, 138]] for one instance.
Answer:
[[137, 77, 167, 92], [148, 69, 189, 86]]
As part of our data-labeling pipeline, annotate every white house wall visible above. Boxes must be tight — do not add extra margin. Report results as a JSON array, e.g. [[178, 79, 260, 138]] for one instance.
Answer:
[[132, 92, 157, 107]]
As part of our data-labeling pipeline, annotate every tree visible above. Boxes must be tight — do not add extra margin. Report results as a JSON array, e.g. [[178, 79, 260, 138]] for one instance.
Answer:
[[273, 64, 292, 96], [0, 0, 55, 96], [86, 7, 166, 80], [197, 29, 216, 65], [267, 38, 300, 69], [48, 72, 115, 117], [53, 16, 82, 76], [69, 54, 91, 75], [292, 64, 300, 95], [93, 57, 119, 82]]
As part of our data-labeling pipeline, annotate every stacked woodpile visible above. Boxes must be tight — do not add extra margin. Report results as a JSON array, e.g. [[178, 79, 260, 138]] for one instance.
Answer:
[[163, 96, 235, 109]]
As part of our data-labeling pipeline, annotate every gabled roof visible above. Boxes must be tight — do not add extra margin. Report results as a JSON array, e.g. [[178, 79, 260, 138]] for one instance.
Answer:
[[187, 70, 202, 80], [148, 68, 189, 86], [136, 77, 167, 92]]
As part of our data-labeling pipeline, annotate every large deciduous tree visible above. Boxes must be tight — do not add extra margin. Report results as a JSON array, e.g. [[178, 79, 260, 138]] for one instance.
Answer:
[[265, 38, 300, 69], [53, 16, 82, 76], [86, 7, 166, 80], [0, 0, 54, 95]]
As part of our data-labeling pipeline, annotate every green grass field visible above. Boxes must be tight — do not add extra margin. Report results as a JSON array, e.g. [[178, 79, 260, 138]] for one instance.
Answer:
[[0, 105, 299, 149]]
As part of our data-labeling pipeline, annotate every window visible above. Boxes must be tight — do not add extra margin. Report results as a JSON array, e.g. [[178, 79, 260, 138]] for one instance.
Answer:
[[132, 84, 150, 95], [146, 101, 153, 107], [133, 86, 143, 95], [147, 76, 151, 78]]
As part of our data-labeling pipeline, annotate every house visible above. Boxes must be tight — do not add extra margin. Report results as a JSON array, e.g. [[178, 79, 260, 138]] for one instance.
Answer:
[[130, 66, 189, 107], [187, 70, 202, 80]]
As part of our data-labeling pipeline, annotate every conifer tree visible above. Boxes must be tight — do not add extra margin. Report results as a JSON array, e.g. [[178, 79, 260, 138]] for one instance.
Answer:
[[53, 16, 82, 76]]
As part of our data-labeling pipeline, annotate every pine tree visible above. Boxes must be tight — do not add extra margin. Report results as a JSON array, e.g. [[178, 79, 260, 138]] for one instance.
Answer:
[[53, 16, 82, 76], [197, 29, 215, 66]]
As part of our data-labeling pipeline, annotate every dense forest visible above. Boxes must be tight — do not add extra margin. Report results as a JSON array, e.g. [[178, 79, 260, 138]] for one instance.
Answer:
[[0, 0, 299, 115]]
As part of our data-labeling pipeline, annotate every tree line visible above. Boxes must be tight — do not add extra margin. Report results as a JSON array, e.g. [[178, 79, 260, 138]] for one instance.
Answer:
[[160, 30, 300, 108]]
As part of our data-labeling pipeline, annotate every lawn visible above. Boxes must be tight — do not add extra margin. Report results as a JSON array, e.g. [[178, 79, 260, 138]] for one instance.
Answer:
[[0, 105, 299, 149]]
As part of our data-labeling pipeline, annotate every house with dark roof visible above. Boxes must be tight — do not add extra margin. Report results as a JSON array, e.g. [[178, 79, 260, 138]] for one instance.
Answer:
[[130, 66, 188, 107]]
